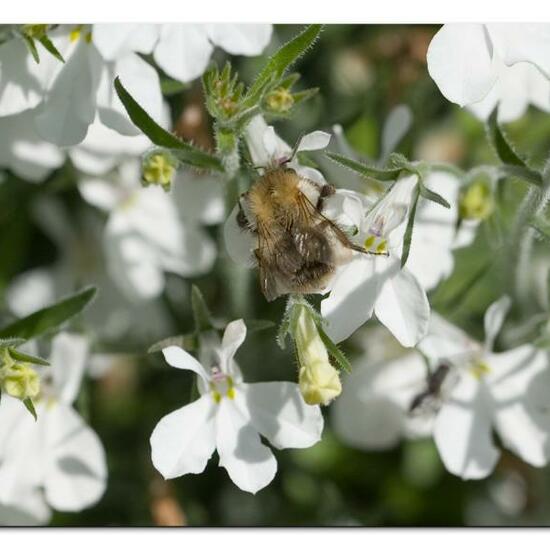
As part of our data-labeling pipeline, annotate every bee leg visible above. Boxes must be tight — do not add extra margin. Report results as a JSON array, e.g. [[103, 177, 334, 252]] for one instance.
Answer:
[[236, 196, 255, 232]]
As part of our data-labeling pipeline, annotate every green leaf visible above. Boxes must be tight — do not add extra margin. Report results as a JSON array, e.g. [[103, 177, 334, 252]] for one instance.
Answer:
[[38, 34, 64, 63], [326, 152, 401, 182], [23, 397, 37, 421], [23, 35, 40, 63], [148, 333, 197, 354], [0, 287, 96, 340], [191, 285, 215, 333], [486, 109, 524, 167], [243, 24, 323, 109], [0, 338, 26, 349], [317, 325, 352, 373], [498, 164, 542, 187], [160, 78, 188, 96], [244, 319, 276, 334], [114, 77, 223, 172], [8, 348, 49, 366], [418, 182, 450, 209], [401, 186, 421, 268]]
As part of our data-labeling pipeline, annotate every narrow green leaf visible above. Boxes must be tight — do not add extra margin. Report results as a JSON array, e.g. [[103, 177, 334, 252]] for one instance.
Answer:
[[160, 78, 188, 96], [419, 182, 450, 209], [244, 319, 276, 334], [243, 24, 323, 109], [0, 338, 26, 349], [486, 109, 528, 168], [317, 325, 352, 373], [114, 77, 223, 172], [327, 152, 401, 182], [0, 287, 96, 340], [498, 164, 542, 187], [191, 285, 214, 333], [148, 333, 197, 354], [23, 397, 37, 421], [38, 35, 65, 63], [23, 35, 40, 63], [8, 348, 49, 366], [401, 186, 421, 268]]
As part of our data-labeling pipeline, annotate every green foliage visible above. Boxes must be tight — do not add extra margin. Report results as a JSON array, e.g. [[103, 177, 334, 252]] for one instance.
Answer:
[[23, 397, 37, 421], [0, 287, 96, 340], [317, 324, 352, 373], [8, 348, 49, 366], [114, 77, 224, 172], [191, 285, 216, 334], [401, 185, 421, 268], [326, 152, 401, 182]]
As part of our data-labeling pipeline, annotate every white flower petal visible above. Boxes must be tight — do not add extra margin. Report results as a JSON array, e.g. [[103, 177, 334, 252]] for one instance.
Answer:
[[97, 53, 164, 136], [0, 109, 64, 182], [79, 178, 122, 211], [172, 175, 225, 226], [374, 267, 430, 347], [223, 205, 257, 268], [35, 41, 103, 146], [321, 257, 381, 343], [154, 24, 213, 83], [70, 117, 151, 176], [221, 319, 247, 372], [50, 333, 89, 405], [0, 490, 51, 526], [434, 376, 499, 479], [43, 404, 107, 512], [162, 346, 210, 382], [216, 397, 277, 494], [5, 267, 56, 317], [150, 394, 216, 479], [297, 131, 331, 152], [92, 24, 159, 61], [486, 23, 550, 78], [206, 24, 272, 56], [243, 382, 323, 449], [418, 312, 480, 366], [488, 345, 550, 466], [427, 23, 499, 107], [0, 39, 49, 116], [483, 295, 511, 352], [332, 353, 430, 450]]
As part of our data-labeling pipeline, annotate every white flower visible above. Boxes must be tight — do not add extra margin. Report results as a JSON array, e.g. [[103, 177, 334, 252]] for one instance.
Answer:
[[321, 174, 430, 346], [332, 349, 433, 451], [224, 116, 332, 268], [152, 24, 272, 84], [419, 297, 550, 480], [79, 160, 219, 301], [150, 320, 323, 494], [0, 24, 272, 147], [406, 171, 477, 291], [427, 23, 550, 122], [0, 333, 107, 525]]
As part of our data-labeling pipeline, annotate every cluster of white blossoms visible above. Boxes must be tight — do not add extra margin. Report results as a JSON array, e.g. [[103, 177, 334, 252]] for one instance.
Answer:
[[2, 22, 550, 525], [427, 23, 550, 122]]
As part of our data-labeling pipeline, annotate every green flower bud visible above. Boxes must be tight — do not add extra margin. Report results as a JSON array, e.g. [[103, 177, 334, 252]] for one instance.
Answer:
[[293, 306, 342, 406], [265, 87, 294, 114], [459, 179, 494, 220], [21, 24, 48, 39], [0, 349, 40, 401], [142, 150, 177, 191]]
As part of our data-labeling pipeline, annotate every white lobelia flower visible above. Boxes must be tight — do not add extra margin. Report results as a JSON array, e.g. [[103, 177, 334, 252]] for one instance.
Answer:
[[427, 23, 550, 122], [150, 319, 324, 494], [418, 296, 550, 480], [223, 116, 332, 268], [79, 160, 218, 302], [0, 333, 107, 525], [152, 24, 272, 84], [320, 174, 430, 347], [0, 24, 163, 147], [332, 349, 433, 451]]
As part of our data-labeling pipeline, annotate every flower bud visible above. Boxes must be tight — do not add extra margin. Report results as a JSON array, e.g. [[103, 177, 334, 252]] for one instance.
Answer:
[[142, 150, 177, 191], [0, 349, 40, 401], [265, 87, 294, 114], [293, 306, 341, 405], [459, 179, 494, 220], [21, 24, 49, 39]]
